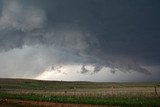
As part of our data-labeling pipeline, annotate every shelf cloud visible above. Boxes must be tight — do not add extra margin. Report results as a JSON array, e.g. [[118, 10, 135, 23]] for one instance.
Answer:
[[0, 0, 160, 81]]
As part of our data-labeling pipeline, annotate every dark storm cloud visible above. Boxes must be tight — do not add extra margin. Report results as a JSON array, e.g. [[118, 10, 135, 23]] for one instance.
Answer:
[[29, 0, 160, 65], [80, 65, 89, 74], [0, 0, 160, 77]]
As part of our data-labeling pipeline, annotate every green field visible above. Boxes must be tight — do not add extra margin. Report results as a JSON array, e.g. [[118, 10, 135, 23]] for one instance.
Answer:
[[0, 78, 160, 107]]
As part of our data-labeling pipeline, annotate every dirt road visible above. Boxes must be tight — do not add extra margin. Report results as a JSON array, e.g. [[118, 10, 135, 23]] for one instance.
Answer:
[[0, 99, 117, 107]]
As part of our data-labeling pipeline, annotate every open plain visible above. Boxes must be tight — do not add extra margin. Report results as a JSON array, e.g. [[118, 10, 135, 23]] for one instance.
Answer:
[[0, 78, 160, 107]]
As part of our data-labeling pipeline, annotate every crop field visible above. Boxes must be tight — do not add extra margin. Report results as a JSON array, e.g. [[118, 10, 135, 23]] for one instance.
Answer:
[[0, 78, 160, 107]]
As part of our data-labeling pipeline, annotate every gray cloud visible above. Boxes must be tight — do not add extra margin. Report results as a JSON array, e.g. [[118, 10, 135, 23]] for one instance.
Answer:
[[93, 65, 103, 73], [80, 65, 89, 74], [106, 57, 151, 75], [0, 0, 159, 81], [0, 0, 46, 32]]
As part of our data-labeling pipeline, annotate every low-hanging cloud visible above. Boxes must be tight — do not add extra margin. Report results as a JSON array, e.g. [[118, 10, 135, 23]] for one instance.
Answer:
[[80, 65, 89, 74], [0, 0, 159, 81]]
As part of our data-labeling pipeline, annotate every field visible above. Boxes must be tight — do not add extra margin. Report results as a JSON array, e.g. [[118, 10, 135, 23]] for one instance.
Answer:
[[0, 78, 160, 107]]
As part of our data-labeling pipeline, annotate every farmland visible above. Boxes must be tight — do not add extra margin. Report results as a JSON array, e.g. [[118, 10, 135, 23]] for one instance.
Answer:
[[0, 78, 160, 107]]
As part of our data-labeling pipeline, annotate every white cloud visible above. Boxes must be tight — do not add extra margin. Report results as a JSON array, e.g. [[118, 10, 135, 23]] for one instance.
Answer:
[[35, 65, 158, 82]]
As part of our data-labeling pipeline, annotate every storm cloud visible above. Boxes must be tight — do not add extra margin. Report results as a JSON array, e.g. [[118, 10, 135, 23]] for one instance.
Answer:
[[0, 0, 46, 31], [0, 0, 160, 81]]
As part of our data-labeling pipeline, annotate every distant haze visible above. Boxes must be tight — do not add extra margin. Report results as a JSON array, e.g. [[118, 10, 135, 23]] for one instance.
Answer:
[[0, 0, 160, 82]]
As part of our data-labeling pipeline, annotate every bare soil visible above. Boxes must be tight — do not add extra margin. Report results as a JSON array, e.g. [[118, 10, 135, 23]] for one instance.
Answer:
[[0, 99, 117, 107]]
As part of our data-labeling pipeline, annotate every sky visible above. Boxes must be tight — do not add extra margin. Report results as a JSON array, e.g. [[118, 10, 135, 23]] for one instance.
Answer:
[[0, 0, 160, 82]]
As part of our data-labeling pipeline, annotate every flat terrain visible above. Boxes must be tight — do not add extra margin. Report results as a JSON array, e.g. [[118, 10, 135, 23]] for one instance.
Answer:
[[0, 78, 160, 107], [0, 99, 112, 107]]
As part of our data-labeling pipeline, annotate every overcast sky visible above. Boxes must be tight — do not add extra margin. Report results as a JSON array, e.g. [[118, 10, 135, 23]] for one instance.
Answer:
[[0, 0, 160, 82]]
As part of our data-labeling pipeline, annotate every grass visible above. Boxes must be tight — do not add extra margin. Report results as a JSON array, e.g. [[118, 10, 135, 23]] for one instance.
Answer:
[[0, 92, 159, 107], [0, 78, 160, 106]]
